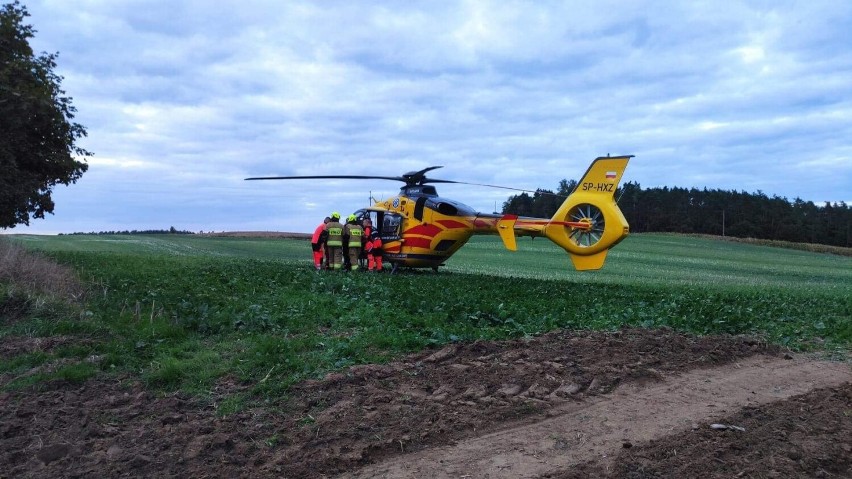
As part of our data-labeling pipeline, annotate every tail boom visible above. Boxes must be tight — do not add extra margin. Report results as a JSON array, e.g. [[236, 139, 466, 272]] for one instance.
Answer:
[[474, 155, 632, 271]]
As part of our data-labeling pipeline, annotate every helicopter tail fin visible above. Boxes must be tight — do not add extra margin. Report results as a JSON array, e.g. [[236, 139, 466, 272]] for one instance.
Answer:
[[543, 155, 632, 271]]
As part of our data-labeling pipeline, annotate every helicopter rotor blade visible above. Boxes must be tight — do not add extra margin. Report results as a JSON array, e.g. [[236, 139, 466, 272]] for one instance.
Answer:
[[423, 178, 568, 197], [246, 167, 448, 187], [245, 167, 568, 197], [245, 175, 406, 182]]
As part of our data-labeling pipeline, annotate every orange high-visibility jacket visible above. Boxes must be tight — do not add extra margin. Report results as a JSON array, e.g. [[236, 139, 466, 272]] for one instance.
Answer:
[[311, 223, 325, 244]]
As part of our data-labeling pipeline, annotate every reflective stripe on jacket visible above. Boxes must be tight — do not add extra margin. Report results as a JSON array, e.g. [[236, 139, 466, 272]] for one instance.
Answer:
[[326, 221, 344, 246], [345, 224, 364, 249]]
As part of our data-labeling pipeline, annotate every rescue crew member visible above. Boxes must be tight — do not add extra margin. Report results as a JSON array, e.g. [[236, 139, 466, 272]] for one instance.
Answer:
[[360, 217, 372, 269], [343, 214, 364, 271], [325, 212, 345, 270], [368, 225, 383, 271], [311, 216, 330, 270]]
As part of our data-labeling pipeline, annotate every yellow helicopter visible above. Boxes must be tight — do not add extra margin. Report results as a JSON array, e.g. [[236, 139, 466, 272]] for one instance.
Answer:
[[246, 155, 632, 271]]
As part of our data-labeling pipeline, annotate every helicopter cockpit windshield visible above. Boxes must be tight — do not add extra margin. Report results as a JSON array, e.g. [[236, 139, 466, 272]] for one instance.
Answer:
[[381, 213, 403, 242]]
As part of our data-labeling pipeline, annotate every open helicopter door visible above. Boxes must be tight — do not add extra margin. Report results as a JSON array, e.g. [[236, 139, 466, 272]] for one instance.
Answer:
[[380, 212, 403, 243], [378, 211, 405, 271]]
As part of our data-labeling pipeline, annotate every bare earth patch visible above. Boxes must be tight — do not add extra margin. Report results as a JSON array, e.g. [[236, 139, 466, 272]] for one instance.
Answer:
[[0, 328, 849, 478], [350, 356, 850, 478], [556, 383, 852, 478]]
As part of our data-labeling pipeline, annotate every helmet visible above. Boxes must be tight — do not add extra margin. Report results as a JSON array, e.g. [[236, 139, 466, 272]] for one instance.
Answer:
[[348, 214, 357, 222], [330, 212, 341, 220]]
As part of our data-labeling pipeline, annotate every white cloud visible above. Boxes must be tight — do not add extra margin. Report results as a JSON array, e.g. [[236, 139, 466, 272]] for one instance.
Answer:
[[86, 156, 158, 169], [8, 0, 851, 235]]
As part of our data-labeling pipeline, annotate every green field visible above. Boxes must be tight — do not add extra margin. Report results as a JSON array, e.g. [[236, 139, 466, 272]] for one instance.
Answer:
[[2, 233, 850, 407]]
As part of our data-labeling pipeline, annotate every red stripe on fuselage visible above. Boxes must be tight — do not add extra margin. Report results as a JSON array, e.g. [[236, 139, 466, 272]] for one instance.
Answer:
[[403, 237, 432, 249], [515, 219, 591, 229], [405, 224, 442, 237], [473, 218, 498, 229]]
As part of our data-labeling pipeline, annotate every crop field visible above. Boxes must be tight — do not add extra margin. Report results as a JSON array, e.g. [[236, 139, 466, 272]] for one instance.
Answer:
[[1, 232, 850, 478]]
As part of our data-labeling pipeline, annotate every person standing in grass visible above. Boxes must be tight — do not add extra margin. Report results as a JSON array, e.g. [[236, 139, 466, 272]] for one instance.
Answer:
[[367, 225, 383, 272], [311, 216, 330, 270], [360, 217, 372, 269], [325, 212, 345, 270], [343, 214, 365, 271]]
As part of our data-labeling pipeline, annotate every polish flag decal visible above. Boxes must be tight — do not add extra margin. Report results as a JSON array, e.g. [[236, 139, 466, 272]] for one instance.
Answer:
[[605, 171, 617, 179]]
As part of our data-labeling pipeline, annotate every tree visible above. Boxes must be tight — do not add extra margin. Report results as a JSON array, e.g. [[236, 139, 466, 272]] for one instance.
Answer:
[[1, 1, 91, 228], [502, 192, 533, 216]]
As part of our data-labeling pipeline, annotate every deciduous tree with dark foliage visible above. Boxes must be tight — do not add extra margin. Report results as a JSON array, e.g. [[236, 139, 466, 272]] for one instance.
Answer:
[[1, 1, 91, 228]]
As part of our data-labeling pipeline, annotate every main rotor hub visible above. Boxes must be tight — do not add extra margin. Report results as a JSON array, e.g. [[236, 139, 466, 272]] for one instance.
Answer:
[[401, 166, 443, 186]]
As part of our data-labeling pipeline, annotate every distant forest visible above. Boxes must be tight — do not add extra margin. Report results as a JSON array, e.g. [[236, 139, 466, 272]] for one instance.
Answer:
[[60, 227, 195, 236], [502, 181, 852, 248]]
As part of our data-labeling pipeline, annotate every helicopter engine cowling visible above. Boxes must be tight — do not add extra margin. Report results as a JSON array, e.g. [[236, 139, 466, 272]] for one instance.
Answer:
[[424, 198, 476, 217]]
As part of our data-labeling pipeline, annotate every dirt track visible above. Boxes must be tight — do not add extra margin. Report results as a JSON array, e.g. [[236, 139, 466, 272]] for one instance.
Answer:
[[1, 328, 849, 478], [347, 355, 850, 478]]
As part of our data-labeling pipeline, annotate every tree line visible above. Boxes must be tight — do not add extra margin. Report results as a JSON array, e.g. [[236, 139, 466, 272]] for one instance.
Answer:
[[60, 227, 195, 236], [502, 181, 852, 247]]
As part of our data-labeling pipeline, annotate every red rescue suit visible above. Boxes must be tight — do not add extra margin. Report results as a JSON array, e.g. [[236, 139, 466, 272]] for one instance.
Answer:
[[367, 229, 383, 271], [311, 222, 327, 270]]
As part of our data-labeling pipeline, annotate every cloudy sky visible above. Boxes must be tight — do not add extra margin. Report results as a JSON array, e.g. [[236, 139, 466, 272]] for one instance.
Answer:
[[9, 0, 852, 234]]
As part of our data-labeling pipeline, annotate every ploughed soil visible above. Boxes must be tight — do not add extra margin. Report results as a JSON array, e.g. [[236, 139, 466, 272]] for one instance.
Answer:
[[1, 328, 849, 478]]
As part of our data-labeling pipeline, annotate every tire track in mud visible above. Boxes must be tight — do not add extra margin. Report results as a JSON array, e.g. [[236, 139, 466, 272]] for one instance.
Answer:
[[342, 355, 852, 479]]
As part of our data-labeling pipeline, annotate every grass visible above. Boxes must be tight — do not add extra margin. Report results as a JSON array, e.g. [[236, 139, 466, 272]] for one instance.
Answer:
[[1, 233, 849, 406], [0, 238, 85, 300]]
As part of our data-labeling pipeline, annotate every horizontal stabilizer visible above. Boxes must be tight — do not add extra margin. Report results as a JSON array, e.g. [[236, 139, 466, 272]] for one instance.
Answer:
[[570, 250, 608, 271]]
